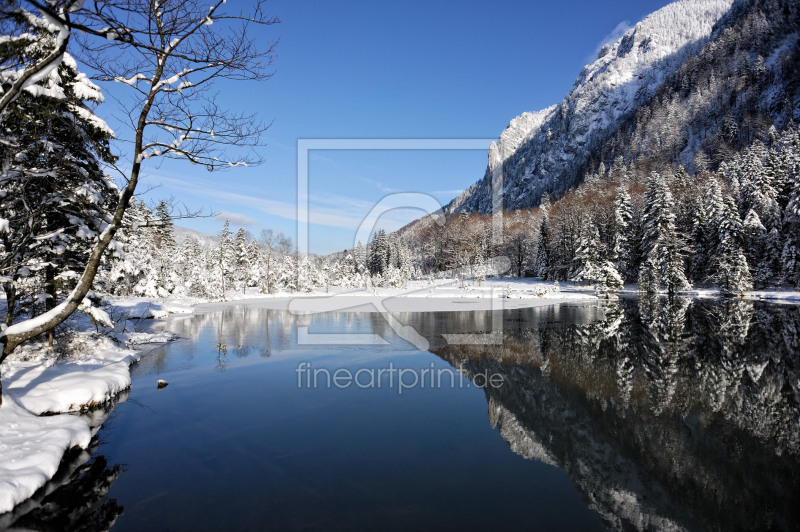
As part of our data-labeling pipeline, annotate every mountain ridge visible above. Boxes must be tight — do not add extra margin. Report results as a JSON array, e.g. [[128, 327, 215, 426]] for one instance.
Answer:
[[443, 0, 798, 214]]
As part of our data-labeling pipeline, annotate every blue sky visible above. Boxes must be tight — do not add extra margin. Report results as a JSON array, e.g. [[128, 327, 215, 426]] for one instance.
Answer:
[[121, 0, 671, 255]]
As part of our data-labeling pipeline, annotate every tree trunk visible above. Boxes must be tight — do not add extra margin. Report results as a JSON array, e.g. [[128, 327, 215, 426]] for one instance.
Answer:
[[3, 282, 16, 327], [45, 264, 55, 348]]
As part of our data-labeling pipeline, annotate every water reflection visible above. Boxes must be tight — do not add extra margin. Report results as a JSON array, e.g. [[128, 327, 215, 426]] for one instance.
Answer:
[[1, 394, 128, 531], [433, 297, 800, 531], [4, 299, 797, 531]]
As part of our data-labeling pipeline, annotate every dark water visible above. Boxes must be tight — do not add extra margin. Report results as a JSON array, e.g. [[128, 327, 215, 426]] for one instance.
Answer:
[[4, 297, 800, 531]]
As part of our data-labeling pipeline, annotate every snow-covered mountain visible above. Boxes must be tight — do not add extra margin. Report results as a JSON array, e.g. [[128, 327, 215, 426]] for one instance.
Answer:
[[447, 0, 799, 213]]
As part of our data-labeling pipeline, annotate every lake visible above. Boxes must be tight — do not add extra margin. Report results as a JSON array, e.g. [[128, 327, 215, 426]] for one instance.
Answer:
[[5, 297, 800, 530]]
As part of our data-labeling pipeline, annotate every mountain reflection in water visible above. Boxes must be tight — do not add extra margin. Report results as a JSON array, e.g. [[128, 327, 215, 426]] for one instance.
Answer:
[[432, 297, 800, 531]]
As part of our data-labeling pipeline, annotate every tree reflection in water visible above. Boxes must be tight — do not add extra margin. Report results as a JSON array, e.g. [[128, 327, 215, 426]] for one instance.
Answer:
[[433, 297, 800, 531]]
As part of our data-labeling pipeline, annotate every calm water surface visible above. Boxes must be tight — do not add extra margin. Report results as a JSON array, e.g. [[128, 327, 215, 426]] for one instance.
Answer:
[[5, 297, 800, 531]]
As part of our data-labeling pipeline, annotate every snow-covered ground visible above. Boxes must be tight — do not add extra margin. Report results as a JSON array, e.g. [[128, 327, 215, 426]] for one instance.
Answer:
[[196, 278, 598, 314], [1, 277, 798, 515], [618, 285, 800, 304], [0, 310, 179, 514]]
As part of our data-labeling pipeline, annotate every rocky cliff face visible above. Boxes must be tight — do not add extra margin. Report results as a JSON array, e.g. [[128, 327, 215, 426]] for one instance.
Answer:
[[446, 0, 799, 213]]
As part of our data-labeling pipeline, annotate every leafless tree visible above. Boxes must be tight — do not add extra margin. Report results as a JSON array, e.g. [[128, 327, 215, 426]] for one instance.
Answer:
[[1, 0, 278, 362]]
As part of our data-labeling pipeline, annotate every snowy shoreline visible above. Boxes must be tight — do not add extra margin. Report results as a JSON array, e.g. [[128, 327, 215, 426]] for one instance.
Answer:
[[0, 320, 179, 514], [2, 278, 799, 515]]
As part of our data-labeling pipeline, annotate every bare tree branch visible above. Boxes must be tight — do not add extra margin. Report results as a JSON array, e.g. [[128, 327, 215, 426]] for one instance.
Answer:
[[1, 0, 278, 356]]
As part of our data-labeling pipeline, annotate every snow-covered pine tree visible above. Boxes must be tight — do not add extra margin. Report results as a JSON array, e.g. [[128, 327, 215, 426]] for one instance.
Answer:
[[154, 201, 177, 250], [246, 240, 261, 294], [0, 5, 116, 328], [472, 238, 487, 285], [609, 156, 627, 182], [296, 255, 314, 292], [532, 212, 550, 279], [571, 218, 602, 283], [689, 177, 724, 283], [571, 217, 622, 296], [214, 220, 235, 299], [714, 195, 753, 294], [725, 140, 781, 232], [743, 209, 771, 288], [639, 172, 691, 295], [612, 186, 635, 282], [782, 164, 800, 286], [368, 229, 388, 276], [233, 227, 250, 293], [180, 238, 206, 297], [153, 200, 177, 292], [130, 203, 165, 297]]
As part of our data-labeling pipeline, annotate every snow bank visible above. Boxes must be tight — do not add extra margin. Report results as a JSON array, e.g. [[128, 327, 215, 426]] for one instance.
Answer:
[[2, 343, 136, 414], [0, 399, 90, 514], [0, 302, 181, 516], [104, 295, 196, 319]]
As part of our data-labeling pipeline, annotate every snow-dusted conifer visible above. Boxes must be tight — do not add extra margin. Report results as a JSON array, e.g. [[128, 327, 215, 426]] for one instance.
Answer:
[[0, 7, 116, 326], [368, 229, 388, 276], [214, 220, 235, 298], [532, 204, 550, 280], [639, 172, 690, 295], [782, 158, 800, 287], [714, 195, 752, 294], [571, 218, 602, 283], [690, 178, 724, 283], [233, 227, 250, 292], [612, 186, 635, 282]]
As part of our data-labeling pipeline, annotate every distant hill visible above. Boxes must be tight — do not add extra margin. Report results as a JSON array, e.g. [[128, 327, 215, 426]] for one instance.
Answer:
[[173, 226, 219, 250]]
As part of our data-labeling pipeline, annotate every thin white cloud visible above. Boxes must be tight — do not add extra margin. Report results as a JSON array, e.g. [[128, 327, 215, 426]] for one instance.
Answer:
[[589, 20, 632, 62], [432, 189, 465, 196], [149, 175, 437, 232], [214, 211, 257, 227], [360, 176, 398, 194]]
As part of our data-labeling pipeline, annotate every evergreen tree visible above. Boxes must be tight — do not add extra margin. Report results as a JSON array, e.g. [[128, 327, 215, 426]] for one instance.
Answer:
[[473, 239, 487, 285], [353, 242, 367, 277], [154, 200, 177, 292], [782, 155, 800, 286], [612, 186, 636, 282], [234, 227, 250, 292], [571, 218, 602, 283], [181, 238, 207, 297], [743, 209, 772, 287], [572, 218, 622, 296], [532, 214, 550, 279], [154, 201, 177, 250], [609, 156, 627, 182], [639, 172, 691, 295], [368, 229, 388, 276], [690, 178, 724, 283], [0, 7, 116, 326], [214, 220, 235, 298], [715, 195, 753, 294]]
